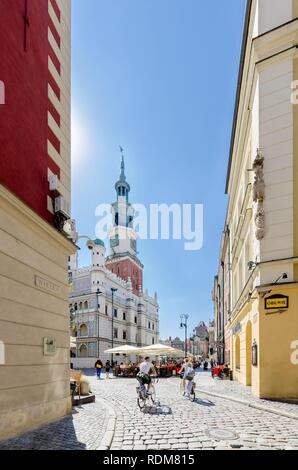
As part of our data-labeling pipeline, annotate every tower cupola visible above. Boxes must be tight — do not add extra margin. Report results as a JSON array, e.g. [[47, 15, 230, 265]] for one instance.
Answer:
[[115, 155, 130, 202]]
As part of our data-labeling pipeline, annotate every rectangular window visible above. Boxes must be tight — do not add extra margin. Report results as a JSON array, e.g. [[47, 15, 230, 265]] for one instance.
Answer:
[[123, 312, 126, 321], [148, 322, 151, 329], [134, 317, 137, 324], [114, 328, 118, 339], [114, 308, 118, 318], [152, 337, 155, 344], [123, 331, 127, 340], [105, 305, 108, 315], [88, 342, 97, 357]]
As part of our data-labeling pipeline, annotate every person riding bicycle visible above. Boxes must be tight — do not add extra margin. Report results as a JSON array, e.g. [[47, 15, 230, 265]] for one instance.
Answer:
[[184, 361, 196, 397], [137, 357, 157, 394], [179, 358, 190, 391]]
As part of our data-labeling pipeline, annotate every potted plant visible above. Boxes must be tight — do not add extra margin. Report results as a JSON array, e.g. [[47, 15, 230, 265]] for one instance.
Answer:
[[80, 375, 91, 395]]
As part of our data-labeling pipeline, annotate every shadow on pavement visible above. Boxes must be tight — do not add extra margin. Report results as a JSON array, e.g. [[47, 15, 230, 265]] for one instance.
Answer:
[[194, 398, 215, 407], [0, 414, 87, 450], [142, 404, 173, 415]]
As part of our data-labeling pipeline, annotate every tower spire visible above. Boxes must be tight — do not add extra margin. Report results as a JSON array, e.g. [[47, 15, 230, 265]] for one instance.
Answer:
[[119, 145, 126, 181]]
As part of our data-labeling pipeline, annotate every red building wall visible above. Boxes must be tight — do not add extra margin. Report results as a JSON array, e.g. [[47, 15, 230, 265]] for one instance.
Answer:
[[106, 258, 143, 295], [0, 0, 61, 225]]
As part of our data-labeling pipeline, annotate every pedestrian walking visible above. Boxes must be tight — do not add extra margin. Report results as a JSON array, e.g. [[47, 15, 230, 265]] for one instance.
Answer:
[[105, 360, 111, 379], [94, 359, 103, 379]]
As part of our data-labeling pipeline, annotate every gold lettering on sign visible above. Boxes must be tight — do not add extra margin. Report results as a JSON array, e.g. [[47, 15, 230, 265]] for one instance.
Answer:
[[35, 276, 61, 295], [265, 296, 289, 310]]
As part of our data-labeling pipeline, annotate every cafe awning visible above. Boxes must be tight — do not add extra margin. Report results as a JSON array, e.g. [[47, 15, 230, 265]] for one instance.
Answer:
[[136, 343, 181, 356], [104, 345, 140, 354]]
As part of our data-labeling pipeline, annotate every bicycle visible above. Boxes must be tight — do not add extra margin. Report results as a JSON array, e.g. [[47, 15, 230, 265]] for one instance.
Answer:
[[136, 376, 159, 410], [181, 376, 196, 402]]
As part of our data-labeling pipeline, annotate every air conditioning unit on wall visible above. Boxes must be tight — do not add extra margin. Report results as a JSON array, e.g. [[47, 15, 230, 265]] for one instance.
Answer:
[[49, 174, 61, 193], [55, 196, 70, 219]]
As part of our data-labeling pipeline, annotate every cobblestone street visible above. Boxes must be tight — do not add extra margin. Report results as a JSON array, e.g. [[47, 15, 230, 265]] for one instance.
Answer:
[[1, 370, 297, 450], [97, 372, 298, 451]]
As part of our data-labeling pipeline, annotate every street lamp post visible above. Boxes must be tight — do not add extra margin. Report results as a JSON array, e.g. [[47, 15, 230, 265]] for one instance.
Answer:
[[191, 328, 197, 357], [111, 288, 118, 364], [190, 337, 194, 356], [180, 314, 189, 357]]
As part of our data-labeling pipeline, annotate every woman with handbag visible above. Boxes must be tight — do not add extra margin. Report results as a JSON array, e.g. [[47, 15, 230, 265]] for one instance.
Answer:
[[94, 359, 103, 379]]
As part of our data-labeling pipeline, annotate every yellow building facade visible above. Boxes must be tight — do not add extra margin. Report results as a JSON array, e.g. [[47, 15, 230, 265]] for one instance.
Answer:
[[217, 0, 298, 399]]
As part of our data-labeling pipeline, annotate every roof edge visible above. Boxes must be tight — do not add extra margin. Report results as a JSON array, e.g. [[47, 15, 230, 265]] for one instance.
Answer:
[[225, 0, 253, 194]]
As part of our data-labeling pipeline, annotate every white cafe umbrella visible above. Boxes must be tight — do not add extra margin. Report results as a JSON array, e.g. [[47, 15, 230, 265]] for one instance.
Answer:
[[104, 345, 140, 354], [136, 343, 180, 356]]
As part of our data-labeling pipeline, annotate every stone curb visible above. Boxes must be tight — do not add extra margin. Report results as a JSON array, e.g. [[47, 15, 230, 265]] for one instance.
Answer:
[[96, 398, 117, 450], [196, 388, 298, 421]]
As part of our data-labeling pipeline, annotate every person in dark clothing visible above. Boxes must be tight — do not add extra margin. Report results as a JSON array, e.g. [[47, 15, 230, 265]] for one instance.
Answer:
[[105, 360, 112, 379], [94, 359, 103, 379]]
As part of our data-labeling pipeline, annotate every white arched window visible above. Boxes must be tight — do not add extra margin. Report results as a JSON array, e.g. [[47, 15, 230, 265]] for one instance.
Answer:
[[79, 344, 88, 358], [79, 324, 88, 337]]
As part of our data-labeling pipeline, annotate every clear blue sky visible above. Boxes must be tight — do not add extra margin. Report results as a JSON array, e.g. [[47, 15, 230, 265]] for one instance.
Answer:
[[71, 0, 247, 339]]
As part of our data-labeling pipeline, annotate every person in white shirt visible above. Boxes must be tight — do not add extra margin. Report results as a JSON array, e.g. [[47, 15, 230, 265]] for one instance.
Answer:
[[179, 358, 190, 391], [137, 357, 157, 393]]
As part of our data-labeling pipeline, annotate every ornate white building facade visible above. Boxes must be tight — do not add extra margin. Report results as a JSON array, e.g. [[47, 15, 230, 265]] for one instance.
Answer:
[[70, 159, 159, 367]]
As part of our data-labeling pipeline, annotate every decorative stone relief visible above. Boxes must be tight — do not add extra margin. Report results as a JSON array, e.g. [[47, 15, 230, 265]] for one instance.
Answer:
[[253, 149, 265, 241]]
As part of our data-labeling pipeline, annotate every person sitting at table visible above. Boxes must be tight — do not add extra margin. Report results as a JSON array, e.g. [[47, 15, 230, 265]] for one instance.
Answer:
[[119, 362, 126, 376]]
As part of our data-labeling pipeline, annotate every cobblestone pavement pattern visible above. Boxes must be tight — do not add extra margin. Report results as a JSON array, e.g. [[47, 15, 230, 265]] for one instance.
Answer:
[[0, 399, 109, 450], [0, 371, 297, 450]]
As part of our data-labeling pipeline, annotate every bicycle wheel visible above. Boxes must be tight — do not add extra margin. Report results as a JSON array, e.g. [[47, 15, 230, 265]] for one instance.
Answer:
[[150, 386, 156, 404], [137, 395, 146, 409], [190, 384, 196, 402]]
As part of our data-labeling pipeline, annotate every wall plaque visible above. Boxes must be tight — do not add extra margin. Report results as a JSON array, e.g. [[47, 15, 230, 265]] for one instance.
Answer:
[[43, 338, 56, 356], [35, 275, 61, 295], [232, 323, 241, 335]]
